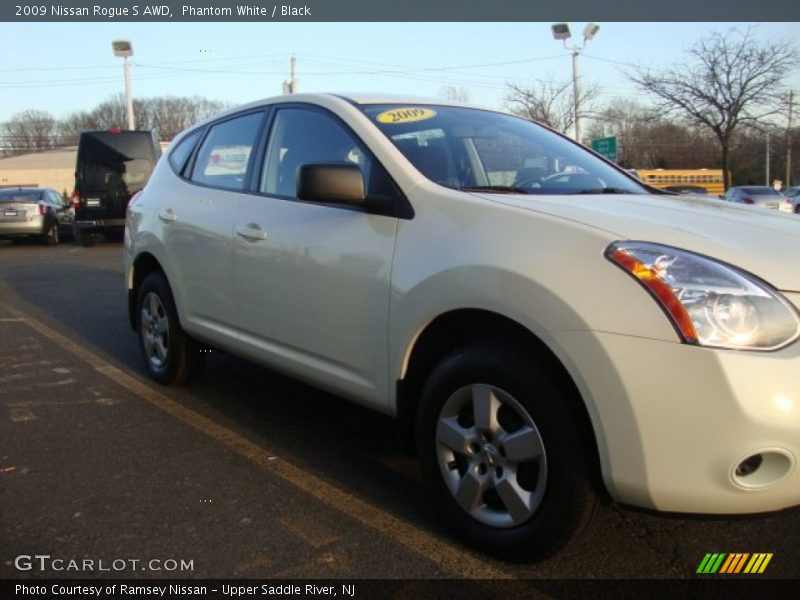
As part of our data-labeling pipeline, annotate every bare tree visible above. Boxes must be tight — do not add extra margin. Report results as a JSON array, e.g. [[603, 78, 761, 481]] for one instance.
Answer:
[[585, 99, 718, 168], [58, 94, 230, 144], [0, 110, 59, 156], [628, 27, 797, 189], [143, 96, 229, 140], [505, 78, 599, 135], [58, 95, 141, 145]]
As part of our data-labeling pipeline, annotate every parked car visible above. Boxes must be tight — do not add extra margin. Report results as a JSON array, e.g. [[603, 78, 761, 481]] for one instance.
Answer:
[[72, 129, 160, 246], [124, 94, 800, 561], [784, 186, 800, 213], [721, 186, 793, 212], [0, 187, 74, 245]]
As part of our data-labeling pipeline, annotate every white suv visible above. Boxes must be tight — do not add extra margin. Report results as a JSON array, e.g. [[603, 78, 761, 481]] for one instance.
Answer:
[[125, 93, 800, 560]]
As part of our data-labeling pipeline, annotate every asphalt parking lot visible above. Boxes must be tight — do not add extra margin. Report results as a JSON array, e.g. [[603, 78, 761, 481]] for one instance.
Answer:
[[1, 239, 798, 581]]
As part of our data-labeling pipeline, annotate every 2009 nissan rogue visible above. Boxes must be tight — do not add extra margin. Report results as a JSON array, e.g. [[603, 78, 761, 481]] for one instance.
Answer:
[[124, 93, 800, 560]]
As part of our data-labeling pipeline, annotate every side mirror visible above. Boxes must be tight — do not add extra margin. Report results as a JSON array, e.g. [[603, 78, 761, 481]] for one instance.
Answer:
[[297, 163, 366, 205]]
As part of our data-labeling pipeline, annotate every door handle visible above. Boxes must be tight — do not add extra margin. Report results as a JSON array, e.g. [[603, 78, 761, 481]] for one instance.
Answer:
[[158, 209, 176, 223], [236, 224, 267, 241]]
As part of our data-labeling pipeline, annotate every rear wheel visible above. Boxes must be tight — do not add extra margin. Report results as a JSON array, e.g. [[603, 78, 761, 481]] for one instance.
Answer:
[[136, 271, 205, 385], [416, 344, 596, 561]]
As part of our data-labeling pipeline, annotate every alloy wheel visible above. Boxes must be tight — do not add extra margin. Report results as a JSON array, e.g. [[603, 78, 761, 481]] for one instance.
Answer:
[[140, 292, 170, 369], [435, 383, 548, 528]]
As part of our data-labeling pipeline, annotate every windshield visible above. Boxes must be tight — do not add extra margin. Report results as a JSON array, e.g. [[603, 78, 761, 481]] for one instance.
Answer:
[[362, 105, 648, 195]]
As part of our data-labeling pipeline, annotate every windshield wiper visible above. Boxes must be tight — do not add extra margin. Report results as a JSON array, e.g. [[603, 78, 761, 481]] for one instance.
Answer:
[[571, 187, 635, 194], [459, 185, 531, 194]]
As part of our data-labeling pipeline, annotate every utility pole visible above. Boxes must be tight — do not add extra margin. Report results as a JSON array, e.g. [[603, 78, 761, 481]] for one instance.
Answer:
[[282, 54, 297, 94], [766, 131, 770, 187], [787, 90, 794, 188]]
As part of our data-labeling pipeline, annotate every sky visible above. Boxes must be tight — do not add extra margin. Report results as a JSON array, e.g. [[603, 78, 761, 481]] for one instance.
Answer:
[[1, 21, 799, 124]]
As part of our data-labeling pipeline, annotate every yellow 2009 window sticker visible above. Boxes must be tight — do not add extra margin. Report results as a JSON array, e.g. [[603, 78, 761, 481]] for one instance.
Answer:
[[376, 107, 437, 124]]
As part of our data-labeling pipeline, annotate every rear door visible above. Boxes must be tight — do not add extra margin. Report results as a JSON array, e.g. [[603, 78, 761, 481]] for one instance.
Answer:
[[163, 111, 265, 347]]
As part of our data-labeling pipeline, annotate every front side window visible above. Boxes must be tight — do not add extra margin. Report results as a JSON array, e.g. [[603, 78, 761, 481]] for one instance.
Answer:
[[191, 112, 263, 191], [261, 108, 380, 198], [47, 190, 64, 206], [362, 105, 648, 196]]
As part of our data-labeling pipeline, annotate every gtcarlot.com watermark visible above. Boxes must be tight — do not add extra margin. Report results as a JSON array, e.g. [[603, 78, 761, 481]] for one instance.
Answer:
[[13, 554, 194, 573]]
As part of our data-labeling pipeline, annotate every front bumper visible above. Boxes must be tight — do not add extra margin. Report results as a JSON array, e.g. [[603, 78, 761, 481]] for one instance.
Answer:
[[548, 318, 800, 514]]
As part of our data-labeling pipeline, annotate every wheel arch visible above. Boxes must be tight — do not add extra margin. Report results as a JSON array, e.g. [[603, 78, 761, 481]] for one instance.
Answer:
[[396, 308, 607, 497], [128, 252, 166, 331]]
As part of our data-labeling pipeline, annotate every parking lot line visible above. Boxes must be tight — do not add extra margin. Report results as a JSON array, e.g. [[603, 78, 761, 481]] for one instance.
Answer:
[[0, 299, 512, 580]]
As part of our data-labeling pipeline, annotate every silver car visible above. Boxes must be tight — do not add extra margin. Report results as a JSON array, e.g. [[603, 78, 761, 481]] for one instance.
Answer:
[[0, 187, 74, 245], [784, 186, 800, 214], [721, 186, 793, 213]]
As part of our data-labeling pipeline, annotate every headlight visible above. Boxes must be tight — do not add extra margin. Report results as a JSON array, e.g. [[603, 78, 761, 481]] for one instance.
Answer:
[[606, 241, 800, 351]]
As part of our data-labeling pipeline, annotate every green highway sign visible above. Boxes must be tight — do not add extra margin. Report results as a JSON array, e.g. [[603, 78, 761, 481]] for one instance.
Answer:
[[591, 136, 618, 161]]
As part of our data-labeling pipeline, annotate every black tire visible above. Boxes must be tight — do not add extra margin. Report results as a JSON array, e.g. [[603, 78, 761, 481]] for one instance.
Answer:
[[136, 271, 205, 385], [78, 230, 96, 247], [42, 220, 59, 246], [416, 343, 596, 561]]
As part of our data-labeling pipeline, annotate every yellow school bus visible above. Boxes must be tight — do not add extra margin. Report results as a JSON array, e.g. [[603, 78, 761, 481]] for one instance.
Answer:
[[635, 169, 724, 195]]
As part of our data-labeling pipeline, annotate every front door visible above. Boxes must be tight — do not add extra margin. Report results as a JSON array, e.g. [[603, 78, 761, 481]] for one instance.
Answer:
[[233, 106, 399, 406]]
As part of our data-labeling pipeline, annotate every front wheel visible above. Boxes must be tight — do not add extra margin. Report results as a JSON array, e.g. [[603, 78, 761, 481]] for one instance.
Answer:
[[136, 272, 205, 385], [416, 344, 597, 561]]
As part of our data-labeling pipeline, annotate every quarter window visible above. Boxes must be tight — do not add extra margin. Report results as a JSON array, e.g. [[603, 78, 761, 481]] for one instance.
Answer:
[[169, 129, 203, 174], [190, 113, 263, 191]]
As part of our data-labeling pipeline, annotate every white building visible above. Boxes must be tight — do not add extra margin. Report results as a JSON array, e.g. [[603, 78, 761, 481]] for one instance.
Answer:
[[0, 147, 77, 195]]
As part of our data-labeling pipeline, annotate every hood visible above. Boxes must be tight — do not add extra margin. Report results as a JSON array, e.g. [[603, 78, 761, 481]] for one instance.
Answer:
[[476, 192, 800, 292]]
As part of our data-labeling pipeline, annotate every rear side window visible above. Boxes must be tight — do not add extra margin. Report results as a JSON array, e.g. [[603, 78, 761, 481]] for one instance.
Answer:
[[168, 129, 203, 174], [190, 113, 263, 191], [0, 190, 43, 203]]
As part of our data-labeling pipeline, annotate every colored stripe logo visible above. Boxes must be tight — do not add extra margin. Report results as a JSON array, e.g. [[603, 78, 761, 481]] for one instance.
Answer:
[[696, 553, 773, 574]]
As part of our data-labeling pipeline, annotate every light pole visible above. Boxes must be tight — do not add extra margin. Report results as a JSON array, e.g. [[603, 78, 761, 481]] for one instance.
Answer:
[[112, 39, 135, 130], [551, 22, 599, 145]]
